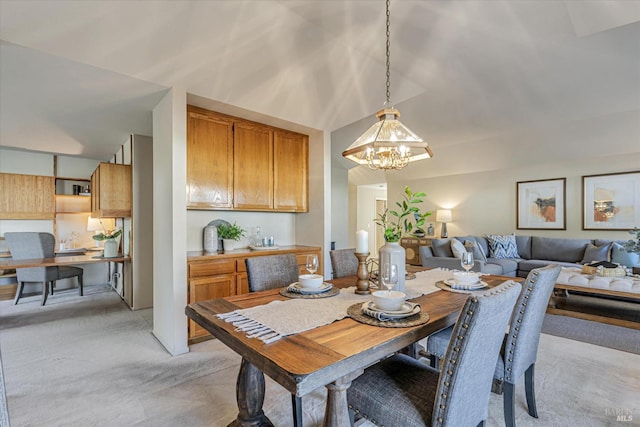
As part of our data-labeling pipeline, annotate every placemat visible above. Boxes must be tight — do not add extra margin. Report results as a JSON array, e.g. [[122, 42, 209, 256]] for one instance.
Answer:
[[435, 280, 489, 294], [346, 303, 430, 328], [279, 287, 340, 299]]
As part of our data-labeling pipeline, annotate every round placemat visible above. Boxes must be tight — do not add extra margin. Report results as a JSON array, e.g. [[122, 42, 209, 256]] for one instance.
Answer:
[[346, 303, 430, 328], [279, 287, 340, 299], [435, 280, 489, 294]]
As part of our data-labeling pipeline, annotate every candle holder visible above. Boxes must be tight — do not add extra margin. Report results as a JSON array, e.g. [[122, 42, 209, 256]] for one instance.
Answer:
[[354, 252, 371, 294]]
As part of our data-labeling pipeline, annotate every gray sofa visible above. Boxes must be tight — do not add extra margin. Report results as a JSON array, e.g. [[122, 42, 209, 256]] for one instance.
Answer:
[[419, 235, 620, 278]]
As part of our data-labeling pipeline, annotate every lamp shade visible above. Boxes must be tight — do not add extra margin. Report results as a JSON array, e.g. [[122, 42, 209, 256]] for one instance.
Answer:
[[87, 217, 103, 232], [436, 210, 452, 223]]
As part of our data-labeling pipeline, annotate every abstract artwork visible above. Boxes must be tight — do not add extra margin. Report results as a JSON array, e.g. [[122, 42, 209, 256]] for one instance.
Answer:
[[517, 178, 566, 230], [583, 171, 640, 230]]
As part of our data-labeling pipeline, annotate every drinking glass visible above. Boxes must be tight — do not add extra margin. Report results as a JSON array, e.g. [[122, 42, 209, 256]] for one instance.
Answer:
[[380, 262, 398, 294], [461, 252, 474, 273], [305, 254, 318, 275]]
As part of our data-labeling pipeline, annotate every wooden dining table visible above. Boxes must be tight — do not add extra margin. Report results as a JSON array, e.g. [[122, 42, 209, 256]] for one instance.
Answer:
[[185, 270, 519, 427]]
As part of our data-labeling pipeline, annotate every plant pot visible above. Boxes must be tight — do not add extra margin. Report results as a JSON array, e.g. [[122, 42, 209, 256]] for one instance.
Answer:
[[378, 241, 406, 292], [222, 239, 237, 252], [103, 239, 118, 258]]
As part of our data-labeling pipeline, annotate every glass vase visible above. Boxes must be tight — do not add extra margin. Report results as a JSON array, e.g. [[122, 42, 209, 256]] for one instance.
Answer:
[[378, 241, 406, 292]]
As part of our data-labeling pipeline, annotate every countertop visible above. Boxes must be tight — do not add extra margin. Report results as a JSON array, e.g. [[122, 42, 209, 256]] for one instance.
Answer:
[[187, 245, 320, 261]]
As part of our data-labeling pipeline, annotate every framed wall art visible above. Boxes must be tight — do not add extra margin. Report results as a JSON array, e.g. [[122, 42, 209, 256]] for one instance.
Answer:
[[517, 178, 566, 230], [582, 171, 640, 230]]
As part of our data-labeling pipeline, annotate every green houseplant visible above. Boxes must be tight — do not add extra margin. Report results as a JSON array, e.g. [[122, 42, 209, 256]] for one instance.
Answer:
[[375, 186, 431, 242], [217, 222, 245, 251], [92, 228, 122, 258]]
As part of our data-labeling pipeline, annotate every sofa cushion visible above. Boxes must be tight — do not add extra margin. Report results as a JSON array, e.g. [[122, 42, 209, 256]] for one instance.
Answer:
[[486, 234, 519, 258], [581, 243, 612, 264], [482, 263, 505, 276], [485, 258, 519, 276], [530, 236, 590, 262], [464, 240, 488, 263], [518, 259, 578, 277], [611, 242, 640, 268], [515, 235, 532, 259], [431, 238, 454, 257], [450, 239, 466, 259], [456, 235, 490, 257]]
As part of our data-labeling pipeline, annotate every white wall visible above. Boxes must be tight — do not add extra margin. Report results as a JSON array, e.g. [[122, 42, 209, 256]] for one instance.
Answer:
[[355, 186, 387, 255], [331, 165, 349, 250]]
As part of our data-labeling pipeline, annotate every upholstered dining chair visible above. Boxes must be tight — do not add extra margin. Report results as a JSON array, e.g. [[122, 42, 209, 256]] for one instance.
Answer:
[[244, 253, 303, 426], [329, 248, 358, 279], [347, 280, 521, 427], [5, 232, 84, 306], [423, 264, 561, 427]]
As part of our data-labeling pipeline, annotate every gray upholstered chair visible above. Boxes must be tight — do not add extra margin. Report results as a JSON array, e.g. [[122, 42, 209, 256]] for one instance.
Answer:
[[423, 264, 561, 427], [5, 232, 84, 306], [244, 253, 302, 426], [347, 280, 521, 427], [329, 248, 358, 278]]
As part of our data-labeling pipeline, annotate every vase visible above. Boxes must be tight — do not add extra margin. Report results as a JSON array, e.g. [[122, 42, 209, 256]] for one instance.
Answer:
[[203, 225, 218, 253], [103, 238, 118, 258], [222, 239, 237, 252], [378, 241, 406, 292]]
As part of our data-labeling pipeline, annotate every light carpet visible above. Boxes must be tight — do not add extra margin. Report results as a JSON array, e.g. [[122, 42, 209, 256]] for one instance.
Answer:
[[1, 286, 639, 426]]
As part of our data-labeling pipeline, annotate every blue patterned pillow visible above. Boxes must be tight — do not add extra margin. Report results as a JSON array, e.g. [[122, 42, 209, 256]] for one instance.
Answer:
[[486, 234, 519, 259]]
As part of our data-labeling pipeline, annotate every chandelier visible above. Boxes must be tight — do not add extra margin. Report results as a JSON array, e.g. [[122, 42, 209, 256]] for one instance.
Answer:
[[342, 0, 433, 171]]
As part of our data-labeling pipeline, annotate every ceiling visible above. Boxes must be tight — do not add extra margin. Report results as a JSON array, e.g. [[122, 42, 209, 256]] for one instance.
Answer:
[[0, 1, 639, 167]]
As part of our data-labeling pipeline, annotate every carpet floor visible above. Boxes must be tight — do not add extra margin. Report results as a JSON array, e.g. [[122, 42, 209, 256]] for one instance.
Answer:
[[1, 286, 638, 426]]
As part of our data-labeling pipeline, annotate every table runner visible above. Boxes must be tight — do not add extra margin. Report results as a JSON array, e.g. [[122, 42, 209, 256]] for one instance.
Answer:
[[217, 268, 454, 343]]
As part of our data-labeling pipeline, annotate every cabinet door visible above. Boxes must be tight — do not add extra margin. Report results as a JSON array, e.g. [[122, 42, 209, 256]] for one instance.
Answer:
[[188, 275, 236, 339], [273, 131, 308, 212], [0, 173, 55, 219], [233, 120, 273, 210], [186, 107, 234, 209], [91, 163, 132, 217]]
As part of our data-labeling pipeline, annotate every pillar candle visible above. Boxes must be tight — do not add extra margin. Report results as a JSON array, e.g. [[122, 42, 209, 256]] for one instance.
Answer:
[[356, 230, 368, 253]]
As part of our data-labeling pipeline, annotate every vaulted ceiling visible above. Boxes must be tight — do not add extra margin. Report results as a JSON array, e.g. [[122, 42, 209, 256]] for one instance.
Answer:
[[1, 1, 639, 170]]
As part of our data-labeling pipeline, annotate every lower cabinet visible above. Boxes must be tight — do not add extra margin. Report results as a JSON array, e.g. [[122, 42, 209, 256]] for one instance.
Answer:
[[187, 246, 321, 342]]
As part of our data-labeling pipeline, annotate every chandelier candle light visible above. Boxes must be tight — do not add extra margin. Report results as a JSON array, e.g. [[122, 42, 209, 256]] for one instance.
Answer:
[[355, 230, 371, 294], [342, 0, 433, 170]]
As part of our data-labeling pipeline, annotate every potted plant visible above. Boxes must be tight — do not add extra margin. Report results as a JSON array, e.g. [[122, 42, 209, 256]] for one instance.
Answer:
[[217, 222, 245, 251], [374, 186, 431, 291], [92, 228, 122, 258]]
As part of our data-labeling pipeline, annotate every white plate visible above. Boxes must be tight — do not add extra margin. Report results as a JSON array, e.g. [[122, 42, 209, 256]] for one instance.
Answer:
[[361, 302, 421, 319], [365, 300, 417, 315], [250, 245, 280, 251], [288, 282, 333, 294], [444, 279, 488, 290]]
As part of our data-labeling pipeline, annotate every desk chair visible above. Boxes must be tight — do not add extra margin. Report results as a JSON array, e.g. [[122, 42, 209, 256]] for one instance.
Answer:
[[245, 253, 303, 426], [5, 232, 84, 306], [329, 248, 358, 279], [347, 280, 521, 427]]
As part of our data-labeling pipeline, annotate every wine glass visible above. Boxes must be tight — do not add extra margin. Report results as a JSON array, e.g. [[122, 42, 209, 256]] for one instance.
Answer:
[[380, 262, 398, 294], [305, 254, 318, 275], [461, 252, 474, 274]]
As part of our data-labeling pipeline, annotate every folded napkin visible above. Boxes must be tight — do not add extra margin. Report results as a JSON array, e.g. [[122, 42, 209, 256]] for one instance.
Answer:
[[449, 281, 485, 291], [362, 302, 420, 321], [286, 283, 332, 294]]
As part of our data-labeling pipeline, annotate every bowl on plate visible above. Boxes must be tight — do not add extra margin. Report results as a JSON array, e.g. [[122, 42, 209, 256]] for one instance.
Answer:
[[372, 290, 406, 311], [453, 271, 480, 285], [299, 274, 323, 289]]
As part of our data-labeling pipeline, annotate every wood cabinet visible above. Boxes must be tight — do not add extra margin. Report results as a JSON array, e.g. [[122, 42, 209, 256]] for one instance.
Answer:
[[90, 162, 132, 218], [0, 173, 55, 219], [186, 105, 309, 213], [55, 177, 91, 214], [187, 107, 234, 209], [187, 246, 321, 341]]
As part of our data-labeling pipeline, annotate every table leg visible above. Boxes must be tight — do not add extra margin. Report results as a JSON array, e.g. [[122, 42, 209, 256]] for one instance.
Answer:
[[229, 358, 273, 427], [323, 370, 363, 427]]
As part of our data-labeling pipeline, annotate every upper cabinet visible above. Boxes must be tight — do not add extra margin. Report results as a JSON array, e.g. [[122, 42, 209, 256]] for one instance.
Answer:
[[91, 163, 132, 218], [55, 177, 91, 214], [186, 105, 309, 213], [0, 173, 55, 220]]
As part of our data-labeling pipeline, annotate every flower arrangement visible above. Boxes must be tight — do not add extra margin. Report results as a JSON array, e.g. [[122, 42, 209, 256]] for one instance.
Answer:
[[375, 186, 431, 242], [217, 222, 245, 241], [92, 228, 122, 241]]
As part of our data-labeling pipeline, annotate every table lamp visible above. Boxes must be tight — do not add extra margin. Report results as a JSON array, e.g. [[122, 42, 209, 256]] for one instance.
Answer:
[[436, 209, 452, 238]]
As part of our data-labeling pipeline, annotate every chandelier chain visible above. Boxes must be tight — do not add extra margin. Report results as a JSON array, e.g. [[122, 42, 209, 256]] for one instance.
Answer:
[[385, 0, 391, 105]]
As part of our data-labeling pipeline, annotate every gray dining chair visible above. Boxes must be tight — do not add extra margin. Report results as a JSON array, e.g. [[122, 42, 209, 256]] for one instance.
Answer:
[[329, 248, 358, 278], [347, 280, 521, 427], [244, 253, 303, 426], [423, 264, 561, 427], [5, 232, 84, 306]]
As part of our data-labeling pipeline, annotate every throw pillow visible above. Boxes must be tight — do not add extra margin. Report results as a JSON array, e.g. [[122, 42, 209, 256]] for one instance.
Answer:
[[450, 239, 466, 259], [431, 239, 454, 257], [485, 234, 519, 259], [581, 243, 611, 264], [464, 240, 488, 262], [611, 242, 640, 268]]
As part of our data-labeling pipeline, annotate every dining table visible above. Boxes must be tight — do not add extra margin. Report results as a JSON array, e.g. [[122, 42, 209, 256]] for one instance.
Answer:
[[185, 268, 520, 427]]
